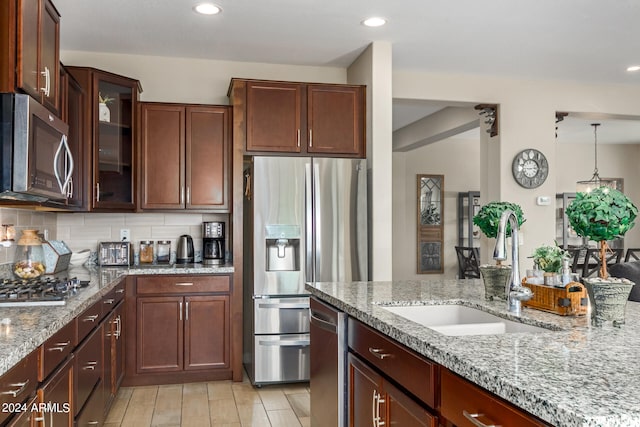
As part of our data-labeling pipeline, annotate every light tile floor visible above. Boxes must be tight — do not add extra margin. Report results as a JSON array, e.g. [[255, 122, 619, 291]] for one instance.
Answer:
[[104, 379, 310, 427]]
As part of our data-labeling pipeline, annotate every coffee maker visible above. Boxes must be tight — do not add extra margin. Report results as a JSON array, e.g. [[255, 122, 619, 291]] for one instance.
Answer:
[[203, 222, 225, 265]]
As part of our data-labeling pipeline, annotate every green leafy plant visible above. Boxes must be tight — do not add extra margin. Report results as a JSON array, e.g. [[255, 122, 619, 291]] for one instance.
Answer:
[[98, 92, 114, 104], [530, 244, 569, 273], [566, 187, 638, 278], [473, 201, 525, 265]]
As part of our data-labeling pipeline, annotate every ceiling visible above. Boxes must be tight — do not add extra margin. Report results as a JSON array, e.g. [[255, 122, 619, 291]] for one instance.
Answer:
[[52, 0, 640, 142]]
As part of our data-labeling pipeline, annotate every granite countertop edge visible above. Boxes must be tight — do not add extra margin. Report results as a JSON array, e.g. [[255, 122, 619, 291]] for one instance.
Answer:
[[306, 280, 640, 427], [0, 263, 234, 377]]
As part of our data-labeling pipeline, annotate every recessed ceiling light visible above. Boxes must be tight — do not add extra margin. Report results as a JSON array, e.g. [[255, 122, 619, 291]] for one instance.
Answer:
[[627, 65, 640, 72], [193, 3, 222, 15], [362, 17, 387, 27]]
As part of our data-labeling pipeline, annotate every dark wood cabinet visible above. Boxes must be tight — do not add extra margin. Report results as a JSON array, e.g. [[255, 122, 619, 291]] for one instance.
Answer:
[[0, 0, 60, 115], [347, 318, 437, 427], [0, 349, 38, 426], [103, 301, 124, 414], [37, 357, 73, 427], [59, 65, 86, 209], [66, 66, 141, 211], [139, 103, 231, 211], [348, 354, 436, 427], [440, 368, 549, 427], [125, 275, 232, 386], [231, 79, 366, 158], [74, 326, 102, 416]]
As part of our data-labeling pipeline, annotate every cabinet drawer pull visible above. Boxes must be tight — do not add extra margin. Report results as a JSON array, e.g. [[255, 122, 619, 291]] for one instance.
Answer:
[[463, 410, 500, 427], [368, 347, 392, 360], [104, 298, 115, 305], [48, 341, 71, 352], [115, 288, 125, 294], [87, 422, 99, 425], [82, 314, 99, 322], [82, 361, 98, 371], [0, 379, 29, 397], [33, 415, 45, 425], [175, 282, 193, 286]]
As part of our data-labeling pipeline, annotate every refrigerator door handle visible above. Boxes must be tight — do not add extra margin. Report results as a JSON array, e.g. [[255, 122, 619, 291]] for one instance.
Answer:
[[258, 302, 309, 309], [259, 339, 310, 347], [305, 161, 313, 283]]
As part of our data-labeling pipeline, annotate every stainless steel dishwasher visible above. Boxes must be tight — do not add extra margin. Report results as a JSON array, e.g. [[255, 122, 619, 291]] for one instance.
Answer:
[[310, 297, 347, 427]]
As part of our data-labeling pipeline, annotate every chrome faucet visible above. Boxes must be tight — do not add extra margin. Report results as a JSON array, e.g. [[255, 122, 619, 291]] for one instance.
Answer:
[[492, 209, 533, 315]]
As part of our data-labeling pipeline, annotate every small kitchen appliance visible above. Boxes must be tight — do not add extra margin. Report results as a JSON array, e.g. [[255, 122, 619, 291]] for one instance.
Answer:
[[203, 222, 225, 265], [98, 242, 134, 266], [176, 235, 194, 264]]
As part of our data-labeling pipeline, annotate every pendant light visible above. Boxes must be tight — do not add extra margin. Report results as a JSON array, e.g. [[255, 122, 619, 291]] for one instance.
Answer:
[[576, 123, 616, 193]]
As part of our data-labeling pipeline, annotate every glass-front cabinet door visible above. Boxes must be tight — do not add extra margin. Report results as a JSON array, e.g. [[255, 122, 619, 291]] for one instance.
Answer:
[[92, 72, 140, 210]]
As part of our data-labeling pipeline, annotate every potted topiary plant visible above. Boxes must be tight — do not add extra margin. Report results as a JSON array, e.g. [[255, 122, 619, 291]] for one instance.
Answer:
[[530, 244, 570, 285], [565, 187, 638, 326], [473, 201, 526, 300]]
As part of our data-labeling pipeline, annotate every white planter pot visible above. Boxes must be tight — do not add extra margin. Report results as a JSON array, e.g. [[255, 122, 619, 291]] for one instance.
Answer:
[[99, 102, 111, 122]]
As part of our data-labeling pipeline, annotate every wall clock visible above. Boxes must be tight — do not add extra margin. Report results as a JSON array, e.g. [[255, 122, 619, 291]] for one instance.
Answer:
[[512, 149, 548, 189]]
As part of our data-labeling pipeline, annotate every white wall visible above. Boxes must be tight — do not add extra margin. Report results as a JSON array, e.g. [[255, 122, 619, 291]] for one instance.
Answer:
[[391, 137, 640, 280], [61, 51, 347, 104], [393, 137, 480, 280], [393, 70, 640, 271]]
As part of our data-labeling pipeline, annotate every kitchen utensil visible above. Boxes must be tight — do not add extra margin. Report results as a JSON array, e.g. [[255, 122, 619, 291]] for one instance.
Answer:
[[176, 235, 194, 264]]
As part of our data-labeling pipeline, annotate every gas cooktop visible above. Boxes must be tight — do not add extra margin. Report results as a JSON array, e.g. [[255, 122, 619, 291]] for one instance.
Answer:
[[0, 276, 88, 307]]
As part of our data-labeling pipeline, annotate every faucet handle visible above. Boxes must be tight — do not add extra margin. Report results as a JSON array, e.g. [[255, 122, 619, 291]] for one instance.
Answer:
[[510, 285, 533, 302]]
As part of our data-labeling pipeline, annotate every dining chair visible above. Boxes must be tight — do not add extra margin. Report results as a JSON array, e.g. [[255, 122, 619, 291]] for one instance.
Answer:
[[624, 248, 640, 262], [455, 246, 481, 279], [582, 248, 624, 278], [567, 247, 588, 274]]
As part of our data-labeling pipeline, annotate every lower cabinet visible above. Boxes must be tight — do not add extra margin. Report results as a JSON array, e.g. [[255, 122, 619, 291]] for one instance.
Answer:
[[348, 353, 436, 427], [103, 300, 125, 414], [36, 357, 73, 427], [125, 275, 232, 386]]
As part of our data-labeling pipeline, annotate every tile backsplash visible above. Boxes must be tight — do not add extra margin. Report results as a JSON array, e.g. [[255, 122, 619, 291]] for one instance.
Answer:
[[0, 207, 228, 265], [0, 208, 58, 264]]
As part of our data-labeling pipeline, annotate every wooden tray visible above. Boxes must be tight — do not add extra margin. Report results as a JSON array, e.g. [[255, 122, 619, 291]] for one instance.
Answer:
[[522, 280, 588, 316]]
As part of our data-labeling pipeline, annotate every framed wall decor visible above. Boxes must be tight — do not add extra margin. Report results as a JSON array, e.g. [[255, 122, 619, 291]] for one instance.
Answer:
[[417, 174, 444, 274]]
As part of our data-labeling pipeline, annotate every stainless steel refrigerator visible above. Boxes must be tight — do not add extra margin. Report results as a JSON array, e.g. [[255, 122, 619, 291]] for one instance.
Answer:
[[243, 156, 368, 385]]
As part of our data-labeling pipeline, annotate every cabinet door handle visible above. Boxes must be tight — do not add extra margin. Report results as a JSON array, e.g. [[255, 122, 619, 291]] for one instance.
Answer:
[[115, 315, 122, 339], [96, 182, 100, 202], [368, 347, 392, 360], [463, 410, 500, 427], [179, 302, 183, 321], [297, 129, 301, 147], [0, 380, 30, 397], [48, 341, 71, 352], [185, 301, 189, 321], [181, 185, 185, 205], [309, 129, 313, 147], [186, 186, 191, 204], [41, 66, 50, 96], [175, 282, 193, 286], [83, 314, 99, 322]]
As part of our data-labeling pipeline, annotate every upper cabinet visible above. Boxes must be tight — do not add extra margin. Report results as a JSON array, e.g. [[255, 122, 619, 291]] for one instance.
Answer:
[[0, 0, 60, 115], [66, 67, 142, 211], [139, 103, 231, 212], [230, 79, 366, 158], [59, 65, 85, 210]]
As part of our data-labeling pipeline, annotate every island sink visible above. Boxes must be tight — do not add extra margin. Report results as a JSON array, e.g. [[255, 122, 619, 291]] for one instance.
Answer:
[[379, 304, 554, 336]]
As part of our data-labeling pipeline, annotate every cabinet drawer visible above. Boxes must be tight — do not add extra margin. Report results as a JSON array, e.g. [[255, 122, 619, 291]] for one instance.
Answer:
[[77, 300, 102, 344], [348, 318, 436, 408], [441, 369, 549, 427], [40, 320, 75, 382], [74, 326, 102, 416], [0, 349, 38, 425], [136, 275, 230, 294]]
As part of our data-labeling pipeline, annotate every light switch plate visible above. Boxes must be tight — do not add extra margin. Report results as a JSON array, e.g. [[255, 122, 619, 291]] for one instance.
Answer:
[[120, 229, 130, 242], [536, 196, 551, 206]]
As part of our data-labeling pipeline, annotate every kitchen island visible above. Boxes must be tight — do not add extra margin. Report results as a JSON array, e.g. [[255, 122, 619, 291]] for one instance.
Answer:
[[306, 279, 640, 427]]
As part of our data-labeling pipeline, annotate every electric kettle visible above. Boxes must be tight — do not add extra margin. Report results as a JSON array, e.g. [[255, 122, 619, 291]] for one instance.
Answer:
[[176, 235, 194, 264]]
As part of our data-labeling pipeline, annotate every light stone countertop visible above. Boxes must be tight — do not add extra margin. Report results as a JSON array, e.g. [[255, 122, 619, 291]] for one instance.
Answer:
[[0, 263, 234, 378], [306, 279, 640, 427]]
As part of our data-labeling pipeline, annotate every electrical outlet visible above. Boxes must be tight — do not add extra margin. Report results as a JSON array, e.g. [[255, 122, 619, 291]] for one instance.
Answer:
[[120, 229, 130, 242]]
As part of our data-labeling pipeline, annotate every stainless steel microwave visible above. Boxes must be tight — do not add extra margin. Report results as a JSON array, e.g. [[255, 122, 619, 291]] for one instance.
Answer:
[[0, 93, 73, 202]]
